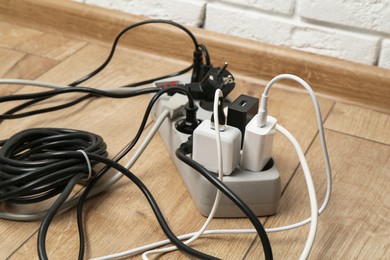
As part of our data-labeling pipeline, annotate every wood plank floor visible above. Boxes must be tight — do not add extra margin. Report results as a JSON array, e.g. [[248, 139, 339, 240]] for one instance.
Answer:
[[0, 18, 389, 260]]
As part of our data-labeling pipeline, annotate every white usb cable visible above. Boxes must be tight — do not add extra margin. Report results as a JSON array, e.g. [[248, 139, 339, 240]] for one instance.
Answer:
[[92, 74, 331, 260], [141, 89, 225, 259]]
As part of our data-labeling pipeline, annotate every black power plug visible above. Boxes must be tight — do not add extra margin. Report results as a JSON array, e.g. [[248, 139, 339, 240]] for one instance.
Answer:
[[175, 104, 201, 134], [227, 95, 259, 147], [184, 62, 235, 111], [190, 49, 204, 83], [186, 63, 235, 100]]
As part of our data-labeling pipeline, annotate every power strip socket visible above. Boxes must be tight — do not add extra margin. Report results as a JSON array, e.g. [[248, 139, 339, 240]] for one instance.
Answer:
[[152, 75, 281, 217]]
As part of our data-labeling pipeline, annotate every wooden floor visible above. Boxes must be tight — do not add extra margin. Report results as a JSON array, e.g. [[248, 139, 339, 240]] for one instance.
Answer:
[[0, 16, 389, 260]]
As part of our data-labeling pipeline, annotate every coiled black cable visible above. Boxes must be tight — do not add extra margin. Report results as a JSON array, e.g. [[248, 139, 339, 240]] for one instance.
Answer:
[[0, 128, 107, 204], [1, 127, 216, 259]]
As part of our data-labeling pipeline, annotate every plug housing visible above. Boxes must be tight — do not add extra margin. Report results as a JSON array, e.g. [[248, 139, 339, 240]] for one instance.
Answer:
[[241, 115, 277, 171], [184, 65, 235, 103], [227, 95, 259, 147], [192, 119, 241, 175], [161, 93, 188, 119], [175, 104, 200, 134]]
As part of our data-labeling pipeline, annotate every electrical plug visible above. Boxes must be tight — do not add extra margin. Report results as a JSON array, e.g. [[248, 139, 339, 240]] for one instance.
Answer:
[[191, 49, 204, 83], [192, 96, 241, 175], [175, 104, 201, 134], [161, 93, 188, 119], [241, 114, 277, 172], [226, 95, 259, 147], [185, 62, 235, 105]]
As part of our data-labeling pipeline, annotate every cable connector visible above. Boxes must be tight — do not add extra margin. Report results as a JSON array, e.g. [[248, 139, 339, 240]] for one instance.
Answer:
[[193, 119, 241, 175], [184, 62, 235, 103], [257, 93, 268, 127], [241, 115, 277, 172], [175, 104, 200, 135], [191, 49, 204, 82], [161, 93, 188, 119], [210, 96, 226, 131]]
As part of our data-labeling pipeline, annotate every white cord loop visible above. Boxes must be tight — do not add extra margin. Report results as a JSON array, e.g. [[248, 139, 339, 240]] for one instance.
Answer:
[[77, 150, 93, 181]]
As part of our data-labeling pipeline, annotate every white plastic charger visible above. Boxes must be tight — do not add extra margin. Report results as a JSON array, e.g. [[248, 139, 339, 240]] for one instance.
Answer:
[[241, 115, 277, 172], [152, 75, 281, 217], [193, 119, 241, 176]]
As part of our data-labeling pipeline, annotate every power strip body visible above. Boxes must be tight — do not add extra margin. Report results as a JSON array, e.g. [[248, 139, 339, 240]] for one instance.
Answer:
[[152, 76, 281, 217]]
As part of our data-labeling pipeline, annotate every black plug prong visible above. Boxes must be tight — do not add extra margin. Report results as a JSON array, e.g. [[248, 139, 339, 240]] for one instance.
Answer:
[[217, 62, 229, 77]]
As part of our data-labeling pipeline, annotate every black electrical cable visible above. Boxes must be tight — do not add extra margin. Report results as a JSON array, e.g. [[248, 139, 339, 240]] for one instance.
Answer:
[[0, 95, 94, 122], [0, 95, 93, 120], [0, 19, 201, 123], [1, 85, 193, 203], [68, 19, 200, 87], [75, 86, 195, 258], [1, 86, 194, 258], [3, 125, 215, 259], [0, 64, 194, 123], [200, 44, 211, 66], [0, 87, 160, 103], [119, 64, 194, 88], [38, 172, 85, 260], [37, 151, 219, 260], [0, 87, 159, 120], [0, 128, 107, 204], [176, 144, 273, 260]]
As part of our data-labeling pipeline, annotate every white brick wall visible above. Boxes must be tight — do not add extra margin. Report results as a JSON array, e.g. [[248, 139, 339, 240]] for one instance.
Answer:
[[299, 0, 390, 34], [78, 0, 206, 27], [379, 39, 390, 69], [219, 0, 295, 15], [205, 3, 379, 65], [77, 0, 390, 70]]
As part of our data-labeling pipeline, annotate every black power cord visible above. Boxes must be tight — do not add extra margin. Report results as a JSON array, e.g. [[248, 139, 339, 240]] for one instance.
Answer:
[[0, 128, 107, 204], [38, 172, 85, 260], [1, 126, 218, 259], [68, 19, 200, 87], [176, 139, 273, 260], [75, 86, 195, 259], [0, 19, 204, 123], [37, 151, 219, 260], [1, 84, 196, 259], [0, 87, 159, 120]]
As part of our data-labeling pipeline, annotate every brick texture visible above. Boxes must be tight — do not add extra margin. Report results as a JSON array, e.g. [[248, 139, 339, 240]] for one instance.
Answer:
[[219, 0, 295, 15], [76, 0, 390, 69], [379, 39, 390, 69], [299, 0, 390, 34], [81, 0, 206, 27], [205, 3, 379, 65]]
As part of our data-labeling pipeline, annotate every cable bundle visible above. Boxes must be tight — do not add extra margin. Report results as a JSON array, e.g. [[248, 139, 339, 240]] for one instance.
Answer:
[[0, 128, 107, 204]]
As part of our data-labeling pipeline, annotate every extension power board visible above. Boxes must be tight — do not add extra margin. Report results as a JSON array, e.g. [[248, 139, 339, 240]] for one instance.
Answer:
[[152, 75, 281, 217]]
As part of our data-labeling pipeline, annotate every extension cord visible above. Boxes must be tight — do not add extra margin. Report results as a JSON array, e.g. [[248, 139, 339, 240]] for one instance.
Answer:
[[152, 75, 281, 217]]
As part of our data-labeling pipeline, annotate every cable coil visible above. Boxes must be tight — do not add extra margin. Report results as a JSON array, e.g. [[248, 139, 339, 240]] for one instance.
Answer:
[[0, 128, 108, 204]]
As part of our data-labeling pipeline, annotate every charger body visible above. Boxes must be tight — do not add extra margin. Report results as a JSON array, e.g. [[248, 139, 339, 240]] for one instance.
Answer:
[[193, 119, 241, 176], [241, 115, 277, 171]]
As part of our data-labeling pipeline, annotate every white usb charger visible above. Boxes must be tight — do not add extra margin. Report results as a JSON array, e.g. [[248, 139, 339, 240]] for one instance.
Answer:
[[192, 120, 241, 175], [192, 94, 242, 177], [241, 115, 277, 171]]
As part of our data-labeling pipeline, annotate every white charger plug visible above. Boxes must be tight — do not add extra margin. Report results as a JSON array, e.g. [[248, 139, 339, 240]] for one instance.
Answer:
[[241, 115, 277, 171], [192, 119, 241, 175]]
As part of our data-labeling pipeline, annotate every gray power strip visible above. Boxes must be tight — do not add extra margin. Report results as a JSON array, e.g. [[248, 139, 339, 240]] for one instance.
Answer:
[[152, 75, 281, 217]]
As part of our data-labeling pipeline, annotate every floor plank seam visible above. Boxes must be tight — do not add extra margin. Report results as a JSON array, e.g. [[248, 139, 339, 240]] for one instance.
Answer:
[[324, 128, 390, 147], [5, 228, 40, 260], [242, 235, 259, 259]]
